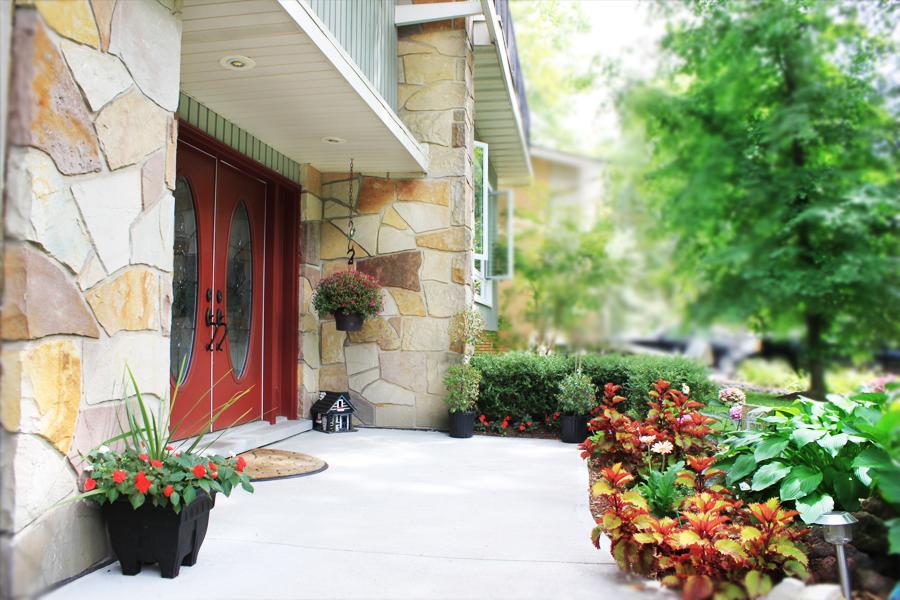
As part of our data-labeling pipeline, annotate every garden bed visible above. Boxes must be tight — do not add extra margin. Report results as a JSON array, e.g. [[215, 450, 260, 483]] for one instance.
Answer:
[[577, 380, 899, 599]]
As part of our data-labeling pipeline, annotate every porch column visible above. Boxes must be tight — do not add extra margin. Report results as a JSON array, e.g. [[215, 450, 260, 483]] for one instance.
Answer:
[[0, 1, 181, 596], [313, 18, 475, 429]]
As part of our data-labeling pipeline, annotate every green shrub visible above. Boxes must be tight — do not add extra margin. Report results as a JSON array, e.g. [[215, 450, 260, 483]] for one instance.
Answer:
[[443, 363, 481, 413], [470, 351, 712, 419], [556, 370, 597, 415]]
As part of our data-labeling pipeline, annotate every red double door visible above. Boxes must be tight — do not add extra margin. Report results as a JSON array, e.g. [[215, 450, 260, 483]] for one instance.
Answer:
[[170, 137, 298, 438]]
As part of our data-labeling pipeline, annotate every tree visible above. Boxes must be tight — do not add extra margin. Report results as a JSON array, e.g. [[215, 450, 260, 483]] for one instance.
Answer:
[[510, 0, 598, 151], [619, 0, 899, 397], [512, 214, 617, 351]]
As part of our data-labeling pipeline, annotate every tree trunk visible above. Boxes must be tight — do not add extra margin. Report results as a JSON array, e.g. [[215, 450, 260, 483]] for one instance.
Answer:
[[805, 312, 827, 400]]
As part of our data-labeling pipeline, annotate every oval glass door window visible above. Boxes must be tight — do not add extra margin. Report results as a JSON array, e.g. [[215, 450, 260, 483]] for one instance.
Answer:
[[226, 201, 253, 377], [171, 177, 198, 382]]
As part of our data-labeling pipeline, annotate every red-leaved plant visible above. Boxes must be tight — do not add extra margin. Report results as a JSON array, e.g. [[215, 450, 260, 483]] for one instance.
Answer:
[[580, 380, 713, 468], [590, 463, 810, 600]]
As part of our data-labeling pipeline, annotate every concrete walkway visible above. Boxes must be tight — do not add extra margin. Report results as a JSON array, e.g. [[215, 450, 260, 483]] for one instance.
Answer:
[[48, 429, 650, 599]]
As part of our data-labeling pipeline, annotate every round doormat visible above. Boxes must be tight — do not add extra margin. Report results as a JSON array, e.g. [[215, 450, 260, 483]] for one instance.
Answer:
[[238, 449, 327, 481]]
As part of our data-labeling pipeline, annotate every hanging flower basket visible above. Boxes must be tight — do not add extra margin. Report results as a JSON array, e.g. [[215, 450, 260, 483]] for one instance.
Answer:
[[313, 271, 383, 332]]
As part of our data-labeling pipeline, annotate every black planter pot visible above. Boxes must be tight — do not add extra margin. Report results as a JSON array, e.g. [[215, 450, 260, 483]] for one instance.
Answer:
[[560, 414, 589, 444], [448, 411, 475, 438], [103, 492, 215, 578], [334, 310, 365, 332]]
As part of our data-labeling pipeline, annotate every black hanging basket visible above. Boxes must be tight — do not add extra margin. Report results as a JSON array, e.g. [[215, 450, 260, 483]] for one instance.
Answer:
[[448, 411, 475, 438], [334, 310, 365, 332], [102, 492, 215, 578], [560, 414, 589, 444]]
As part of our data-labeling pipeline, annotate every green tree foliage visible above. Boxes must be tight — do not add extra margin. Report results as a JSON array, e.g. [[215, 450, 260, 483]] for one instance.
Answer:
[[619, 0, 899, 396], [510, 0, 598, 150], [514, 215, 617, 350]]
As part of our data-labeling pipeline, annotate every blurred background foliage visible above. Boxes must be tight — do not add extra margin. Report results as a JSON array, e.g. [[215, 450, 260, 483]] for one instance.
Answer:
[[502, 0, 898, 397]]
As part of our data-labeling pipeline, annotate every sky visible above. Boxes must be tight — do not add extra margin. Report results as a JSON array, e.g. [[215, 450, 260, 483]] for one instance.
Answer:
[[573, 1, 665, 148]]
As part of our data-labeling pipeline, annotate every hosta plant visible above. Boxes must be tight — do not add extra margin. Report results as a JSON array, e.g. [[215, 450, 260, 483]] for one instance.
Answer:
[[846, 384, 900, 553], [312, 270, 383, 319], [79, 367, 254, 513], [716, 394, 878, 523]]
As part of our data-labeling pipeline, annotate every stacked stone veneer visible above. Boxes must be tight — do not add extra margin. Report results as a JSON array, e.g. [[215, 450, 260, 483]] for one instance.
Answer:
[[297, 22, 476, 429], [0, 1, 180, 596]]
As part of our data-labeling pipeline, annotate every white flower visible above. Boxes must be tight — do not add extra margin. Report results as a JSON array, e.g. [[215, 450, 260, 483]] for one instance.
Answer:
[[639, 435, 657, 445], [651, 440, 674, 455], [227, 451, 236, 459], [83, 463, 94, 472], [97, 445, 111, 454], [682, 384, 691, 395]]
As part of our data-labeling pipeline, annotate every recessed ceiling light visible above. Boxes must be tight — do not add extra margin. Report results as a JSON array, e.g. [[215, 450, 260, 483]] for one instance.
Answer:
[[321, 136, 347, 145], [219, 55, 256, 71]]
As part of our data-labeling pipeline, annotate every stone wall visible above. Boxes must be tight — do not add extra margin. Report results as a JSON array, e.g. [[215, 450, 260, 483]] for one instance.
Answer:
[[0, 1, 180, 596], [298, 20, 476, 429]]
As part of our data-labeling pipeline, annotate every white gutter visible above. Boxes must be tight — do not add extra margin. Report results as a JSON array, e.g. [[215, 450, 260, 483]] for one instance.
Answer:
[[395, 1, 482, 26], [279, 0, 428, 173]]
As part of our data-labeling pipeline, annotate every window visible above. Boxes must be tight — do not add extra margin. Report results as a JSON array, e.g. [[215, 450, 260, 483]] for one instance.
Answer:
[[473, 142, 490, 305], [473, 141, 515, 306]]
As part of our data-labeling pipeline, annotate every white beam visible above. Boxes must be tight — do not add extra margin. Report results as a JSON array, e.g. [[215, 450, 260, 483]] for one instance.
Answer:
[[395, 1, 482, 26]]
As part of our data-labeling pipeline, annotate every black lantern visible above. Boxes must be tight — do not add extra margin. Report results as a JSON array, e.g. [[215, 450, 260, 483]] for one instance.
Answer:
[[312, 391, 355, 433]]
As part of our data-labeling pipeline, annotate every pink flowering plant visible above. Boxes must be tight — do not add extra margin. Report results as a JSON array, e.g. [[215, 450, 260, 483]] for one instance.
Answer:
[[312, 271, 383, 319]]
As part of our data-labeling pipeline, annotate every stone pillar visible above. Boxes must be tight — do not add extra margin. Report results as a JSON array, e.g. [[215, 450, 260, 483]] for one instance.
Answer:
[[313, 18, 475, 429], [0, 1, 181, 596], [298, 164, 323, 418]]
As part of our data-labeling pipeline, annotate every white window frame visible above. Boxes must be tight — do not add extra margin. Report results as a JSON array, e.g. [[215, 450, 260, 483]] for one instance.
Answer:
[[473, 141, 491, 307]]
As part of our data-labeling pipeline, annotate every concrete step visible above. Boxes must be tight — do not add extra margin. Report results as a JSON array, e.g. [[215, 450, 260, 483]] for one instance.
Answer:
[[181, 419, 313, 457]]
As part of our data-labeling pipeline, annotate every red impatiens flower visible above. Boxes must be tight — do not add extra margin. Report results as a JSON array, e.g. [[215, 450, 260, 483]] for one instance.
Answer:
[[236, 456, 247, 473], [84, 477, 97, 491], [165, 444, 175, 451], [150, 459, 163, 468], [163, 485, 174, 498], [526, 421, 532, 427], [192, 464, 207, 478], [134, 471, 151, 494], [138, 453, 149, 462], [208, 461, 218, 472], [501, 421, 508, 429], [112, 469, 127, 483], [518, 425, 525, 431]]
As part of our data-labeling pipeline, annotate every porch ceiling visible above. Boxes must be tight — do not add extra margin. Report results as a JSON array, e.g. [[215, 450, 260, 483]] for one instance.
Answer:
[[472, 4, 532, 187], [180, 0, 427, 175]]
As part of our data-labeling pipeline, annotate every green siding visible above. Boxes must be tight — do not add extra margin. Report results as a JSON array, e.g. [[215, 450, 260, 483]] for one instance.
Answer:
[[306, 0, 397, 110], [177, 93, 302, 184]]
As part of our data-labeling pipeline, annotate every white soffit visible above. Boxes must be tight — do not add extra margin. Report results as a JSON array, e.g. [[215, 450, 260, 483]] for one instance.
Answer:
[[472, 3, 531, 186], [180, 0, 427, 174]]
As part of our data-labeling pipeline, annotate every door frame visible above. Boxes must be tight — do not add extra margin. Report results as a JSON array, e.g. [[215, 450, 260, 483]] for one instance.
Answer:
[[177, 121, 300, 423]]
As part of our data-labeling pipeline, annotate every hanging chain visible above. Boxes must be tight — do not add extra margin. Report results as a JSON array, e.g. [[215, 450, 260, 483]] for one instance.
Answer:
[[346, 158, 356, 267]]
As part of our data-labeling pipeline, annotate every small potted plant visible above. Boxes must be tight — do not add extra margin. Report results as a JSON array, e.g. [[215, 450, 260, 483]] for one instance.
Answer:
[[448, 307, 486, 363], [312, 270, 383, 331], [76, 368, 254, 578], [557, 370, 597, 443], [443, 363, 482, 438]]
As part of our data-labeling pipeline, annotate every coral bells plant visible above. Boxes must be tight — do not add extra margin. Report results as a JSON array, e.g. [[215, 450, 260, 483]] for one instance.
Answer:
[[77, 366, 254, 513], [312, 270, 383, 319]]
